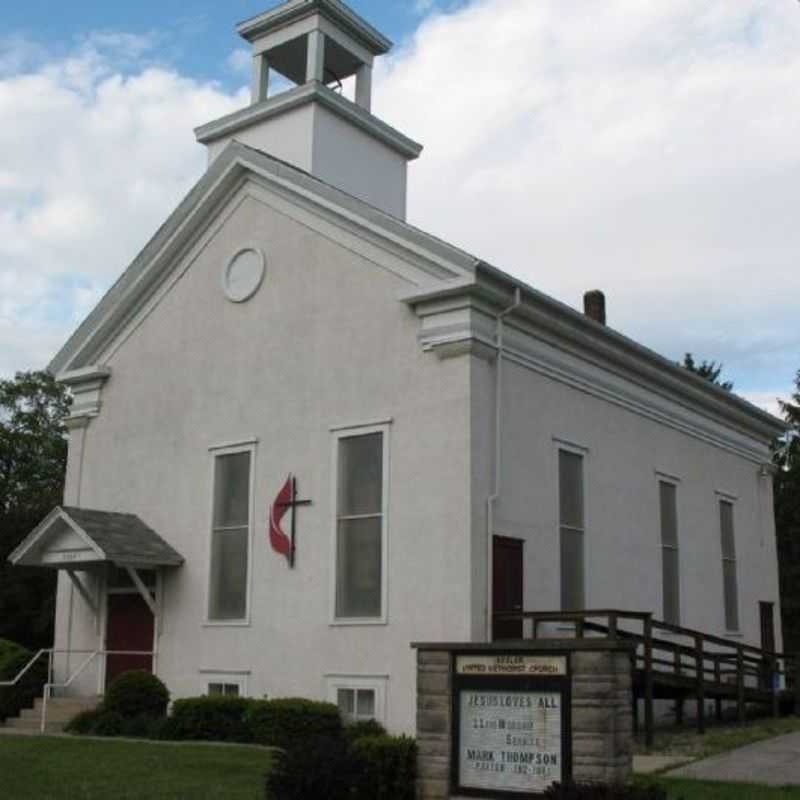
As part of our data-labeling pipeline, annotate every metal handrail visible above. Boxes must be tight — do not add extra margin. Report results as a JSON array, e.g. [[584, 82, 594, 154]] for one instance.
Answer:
[[41, 649, 154, 732], [0, 648, 50, 689]]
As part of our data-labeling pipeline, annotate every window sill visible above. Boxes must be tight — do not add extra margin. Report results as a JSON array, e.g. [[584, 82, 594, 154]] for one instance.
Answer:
[[330, 617, 388, 627], [724, 630, 743, 638], [202, 620, 252, 628]]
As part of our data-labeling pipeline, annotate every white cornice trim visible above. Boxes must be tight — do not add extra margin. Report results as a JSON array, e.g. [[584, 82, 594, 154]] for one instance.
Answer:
[[405, 280, 785, 445], [406, 287, 781, 463], [9, 507, 106, 566], [195, 83, 422, 160], [57, 365, 111, 387], [58, 365, 111, 424], [237, 0, 392, 54]]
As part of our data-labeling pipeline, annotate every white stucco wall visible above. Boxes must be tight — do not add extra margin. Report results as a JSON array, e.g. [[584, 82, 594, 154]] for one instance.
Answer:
[[206, 103, 316, 169], [311, 104, 408, 220], [469, 338, 782, 652], [53, 187, 472, 732], [50, 176, 783, 732]]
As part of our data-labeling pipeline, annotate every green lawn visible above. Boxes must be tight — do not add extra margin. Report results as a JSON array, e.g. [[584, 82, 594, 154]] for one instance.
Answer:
[[634, 716, 800, 762], [0, 735, 271, 799], [639, 777, 800, 799]]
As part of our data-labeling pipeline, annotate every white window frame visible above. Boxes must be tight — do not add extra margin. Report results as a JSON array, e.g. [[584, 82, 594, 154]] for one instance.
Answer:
[[330, 421, 391, 626], [716, 491, 740, 635], [204, 439, 257, 627], [656, 475, 681, 626], [554, 438, 589, 612], [325, 674, 388, 725], [199, 670, 250, 697]]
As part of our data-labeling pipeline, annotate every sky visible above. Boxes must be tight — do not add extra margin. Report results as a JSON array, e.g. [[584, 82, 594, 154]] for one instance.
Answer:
[[1, 0, 798, 417]]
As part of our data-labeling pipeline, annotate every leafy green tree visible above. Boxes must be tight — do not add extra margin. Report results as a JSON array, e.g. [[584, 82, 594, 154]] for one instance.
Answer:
[[775, 371, 800, 655], [681, 352, 734, 391], [0, 371, 71, 649]]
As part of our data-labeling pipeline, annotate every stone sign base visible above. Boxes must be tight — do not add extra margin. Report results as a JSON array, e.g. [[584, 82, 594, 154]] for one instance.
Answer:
[[413, 639, 634, 799]]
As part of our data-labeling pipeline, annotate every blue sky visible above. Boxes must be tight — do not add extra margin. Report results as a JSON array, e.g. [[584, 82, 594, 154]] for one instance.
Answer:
[[2, 1, 421, 86], [1, 0, 798, 414]]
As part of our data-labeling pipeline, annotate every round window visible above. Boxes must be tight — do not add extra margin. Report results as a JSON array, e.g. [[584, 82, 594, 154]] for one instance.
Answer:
[[223, 247, 266, 303]]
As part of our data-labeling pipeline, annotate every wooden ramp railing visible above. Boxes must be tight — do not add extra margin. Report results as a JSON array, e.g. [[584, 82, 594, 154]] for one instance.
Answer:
[[492, 609, 799, 749]]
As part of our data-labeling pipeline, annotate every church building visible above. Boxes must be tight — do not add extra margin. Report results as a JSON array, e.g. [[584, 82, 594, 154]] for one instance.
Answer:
[[10, 0, 786, 735]]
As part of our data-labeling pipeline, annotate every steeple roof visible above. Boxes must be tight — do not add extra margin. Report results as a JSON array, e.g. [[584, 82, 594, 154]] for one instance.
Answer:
[[237, 0, 392, 55]]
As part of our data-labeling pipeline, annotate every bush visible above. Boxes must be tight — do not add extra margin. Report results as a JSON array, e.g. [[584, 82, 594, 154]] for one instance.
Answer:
[[104, 670, 169, 719], [64, 708, 108, 735], [544, 784, 668, 800], [168, 696, 256, 742], [351, 735, 416, 800], [265, 734, 353, 800], [343, 718, 386, 743], [245, 698, 342, 750], [90, 711, 126, 737], [0, 639, 47, 722]]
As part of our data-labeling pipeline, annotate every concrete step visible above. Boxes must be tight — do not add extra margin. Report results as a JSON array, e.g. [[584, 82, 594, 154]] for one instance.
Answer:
[[2, 695, 102, 735], [33, 696, 101, 711], [3, 717, 66, 733], [19, 707, 87, 723]]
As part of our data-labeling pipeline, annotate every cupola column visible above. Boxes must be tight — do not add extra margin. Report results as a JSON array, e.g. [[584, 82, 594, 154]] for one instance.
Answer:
[[252, 53, 271, 102], [355, 63, 372, 111], [306, 29, 326, 82]]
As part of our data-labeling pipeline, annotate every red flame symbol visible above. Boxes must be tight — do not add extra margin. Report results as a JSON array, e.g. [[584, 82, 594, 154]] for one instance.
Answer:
[[270, 475, 293, 559]]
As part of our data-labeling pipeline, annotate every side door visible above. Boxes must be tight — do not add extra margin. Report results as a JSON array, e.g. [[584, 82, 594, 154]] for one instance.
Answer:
[[492, 536, 524, 640]]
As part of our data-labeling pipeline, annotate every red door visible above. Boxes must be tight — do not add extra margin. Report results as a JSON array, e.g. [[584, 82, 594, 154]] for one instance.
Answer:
[[105, 593, 154, 687], [492, 536, 524, 640]]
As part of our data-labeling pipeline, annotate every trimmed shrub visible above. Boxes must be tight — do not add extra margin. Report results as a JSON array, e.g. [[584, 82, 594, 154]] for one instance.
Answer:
[[64, 708, 108, 735], [245, 698, 342, 750], [543, 784, 668, 800], [0, 639, 47, 722], [104, 670, 169, 719], [351, 735, 417, 800], [265, 734, 353, 800], [168, 696, 256, 742], [343, 718, 386, 743], [90, 711, 126, 737]]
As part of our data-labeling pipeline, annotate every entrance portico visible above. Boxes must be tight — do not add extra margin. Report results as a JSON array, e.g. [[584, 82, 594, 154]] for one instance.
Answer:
[[9, 506, 183, 691]]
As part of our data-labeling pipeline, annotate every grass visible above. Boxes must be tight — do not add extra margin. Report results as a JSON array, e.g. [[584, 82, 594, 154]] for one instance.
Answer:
[[637, 777, 800, 799], [0, 735, 271, 799], [633, 715, 800, 762]]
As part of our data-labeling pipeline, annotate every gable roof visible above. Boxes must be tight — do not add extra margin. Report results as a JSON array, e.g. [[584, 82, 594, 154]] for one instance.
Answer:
[[9, 506, 184, 568], [48, 139, 786, 445], [49, 140, 477, 376]]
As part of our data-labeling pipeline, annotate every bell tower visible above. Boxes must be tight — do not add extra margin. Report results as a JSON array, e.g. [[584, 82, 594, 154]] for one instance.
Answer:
[[195, 0, 422, 220]]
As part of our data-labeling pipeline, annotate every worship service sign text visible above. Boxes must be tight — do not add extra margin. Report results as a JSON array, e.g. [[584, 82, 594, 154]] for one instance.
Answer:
[[452, 654, 571, 798]]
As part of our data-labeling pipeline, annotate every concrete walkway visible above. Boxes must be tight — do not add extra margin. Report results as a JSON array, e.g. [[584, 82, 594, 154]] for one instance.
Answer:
[[668, 732, 800, 786]]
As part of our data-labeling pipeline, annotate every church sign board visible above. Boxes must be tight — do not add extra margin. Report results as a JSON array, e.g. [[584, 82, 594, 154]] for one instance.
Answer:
[[452, 653, 571, 798]]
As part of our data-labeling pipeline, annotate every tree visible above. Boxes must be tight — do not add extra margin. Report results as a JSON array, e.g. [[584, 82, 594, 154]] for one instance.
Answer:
[[681, 353, 734, 391], [775, 370, 800, 655], [0, 371, 71, 649]]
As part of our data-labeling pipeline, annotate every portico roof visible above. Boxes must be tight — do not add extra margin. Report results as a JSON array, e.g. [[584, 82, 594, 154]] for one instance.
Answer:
[[9, 506, 184, 569]]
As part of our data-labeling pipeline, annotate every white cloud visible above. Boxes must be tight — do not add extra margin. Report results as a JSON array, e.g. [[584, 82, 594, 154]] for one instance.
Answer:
[[0, 34, 246, 375], [1, 0, 798, 410], [376, 0, 800, 402], [740, 392, 788, 420]]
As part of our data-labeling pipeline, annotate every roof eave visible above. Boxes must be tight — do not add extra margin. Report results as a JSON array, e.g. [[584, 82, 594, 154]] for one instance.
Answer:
[[405, 264, 787, 443], [237, 0, 392, 54]]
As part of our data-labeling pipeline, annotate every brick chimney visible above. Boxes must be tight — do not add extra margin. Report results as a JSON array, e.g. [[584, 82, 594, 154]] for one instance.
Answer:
[[583, 290, 606, 325]]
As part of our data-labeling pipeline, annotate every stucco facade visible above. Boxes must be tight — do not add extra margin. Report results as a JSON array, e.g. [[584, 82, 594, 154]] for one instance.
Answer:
[[20, 0, 784, 737]]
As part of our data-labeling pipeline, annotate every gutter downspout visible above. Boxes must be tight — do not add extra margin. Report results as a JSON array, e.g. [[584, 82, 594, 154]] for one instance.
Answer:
[[486, 288, 522, 641]]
